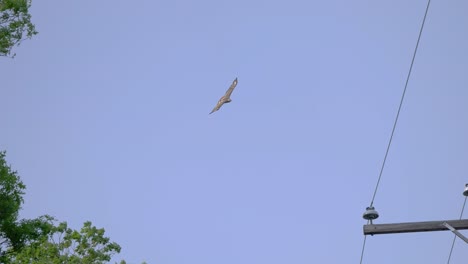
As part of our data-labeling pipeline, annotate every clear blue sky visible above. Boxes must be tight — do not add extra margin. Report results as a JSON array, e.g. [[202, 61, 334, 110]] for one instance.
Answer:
[[1, 0, 468, 263]]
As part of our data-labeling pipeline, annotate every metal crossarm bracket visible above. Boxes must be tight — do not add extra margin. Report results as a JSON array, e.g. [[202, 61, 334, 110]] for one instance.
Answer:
[[442, 222, 468, 244]]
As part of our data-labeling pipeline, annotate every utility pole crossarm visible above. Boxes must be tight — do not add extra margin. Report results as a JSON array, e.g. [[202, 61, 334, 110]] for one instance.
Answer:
[[364, 219, 468, 235]]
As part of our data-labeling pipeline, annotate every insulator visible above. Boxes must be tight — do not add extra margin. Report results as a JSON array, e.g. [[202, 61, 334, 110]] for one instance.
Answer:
[[363, 206, 379, 220]]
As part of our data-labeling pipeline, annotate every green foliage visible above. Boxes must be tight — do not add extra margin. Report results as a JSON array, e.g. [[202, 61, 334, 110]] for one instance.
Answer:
[[1, 216, 53, 253], [0, 150, 25, 222], [0, 151, 144, 263], [0, 151, 52, 262], [0, 0, 37, 57], [10, 220, 122, 264]]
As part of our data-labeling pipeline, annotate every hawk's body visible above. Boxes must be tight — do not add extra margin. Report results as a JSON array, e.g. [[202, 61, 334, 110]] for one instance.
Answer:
[[209, 78, 238, 114]]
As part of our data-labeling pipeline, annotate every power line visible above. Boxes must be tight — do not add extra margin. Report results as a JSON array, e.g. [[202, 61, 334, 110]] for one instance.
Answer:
[[359, 224, 368, 264], [360, 1, 432, 262], [369, 0, 432, 207], [446, 195, 467, 263]]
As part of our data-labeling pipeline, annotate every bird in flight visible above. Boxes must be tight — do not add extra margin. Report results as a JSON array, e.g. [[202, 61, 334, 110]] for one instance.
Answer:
[[209, 78, 238, 114]]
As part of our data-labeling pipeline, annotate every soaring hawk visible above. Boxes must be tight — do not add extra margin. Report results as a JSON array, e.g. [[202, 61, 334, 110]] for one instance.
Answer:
[[209, 78, 238, 114]]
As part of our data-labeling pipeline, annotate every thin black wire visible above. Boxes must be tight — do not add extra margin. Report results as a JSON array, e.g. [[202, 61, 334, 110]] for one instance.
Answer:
[[370, 0, 432, 207], [360, 1, 432, 263], [446, 196, 467, 264], [359, 227, 368, 264]]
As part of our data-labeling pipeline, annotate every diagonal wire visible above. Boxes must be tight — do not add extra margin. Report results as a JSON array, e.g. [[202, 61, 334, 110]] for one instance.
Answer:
[[370, 0, 432, 207], [446, 195, 467, 264], [360, 1, 432, 263], [359, 224, 368, 264]]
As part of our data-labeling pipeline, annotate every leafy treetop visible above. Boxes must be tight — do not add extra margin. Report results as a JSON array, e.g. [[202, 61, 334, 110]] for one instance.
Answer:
[[0, 0, 37, 57]]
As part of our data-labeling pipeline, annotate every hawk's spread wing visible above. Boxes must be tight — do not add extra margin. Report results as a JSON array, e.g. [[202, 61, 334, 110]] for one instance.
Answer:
[[209, 99, 224, 114], [223, 78, 238, 99], [209, 78, 238, 114]]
